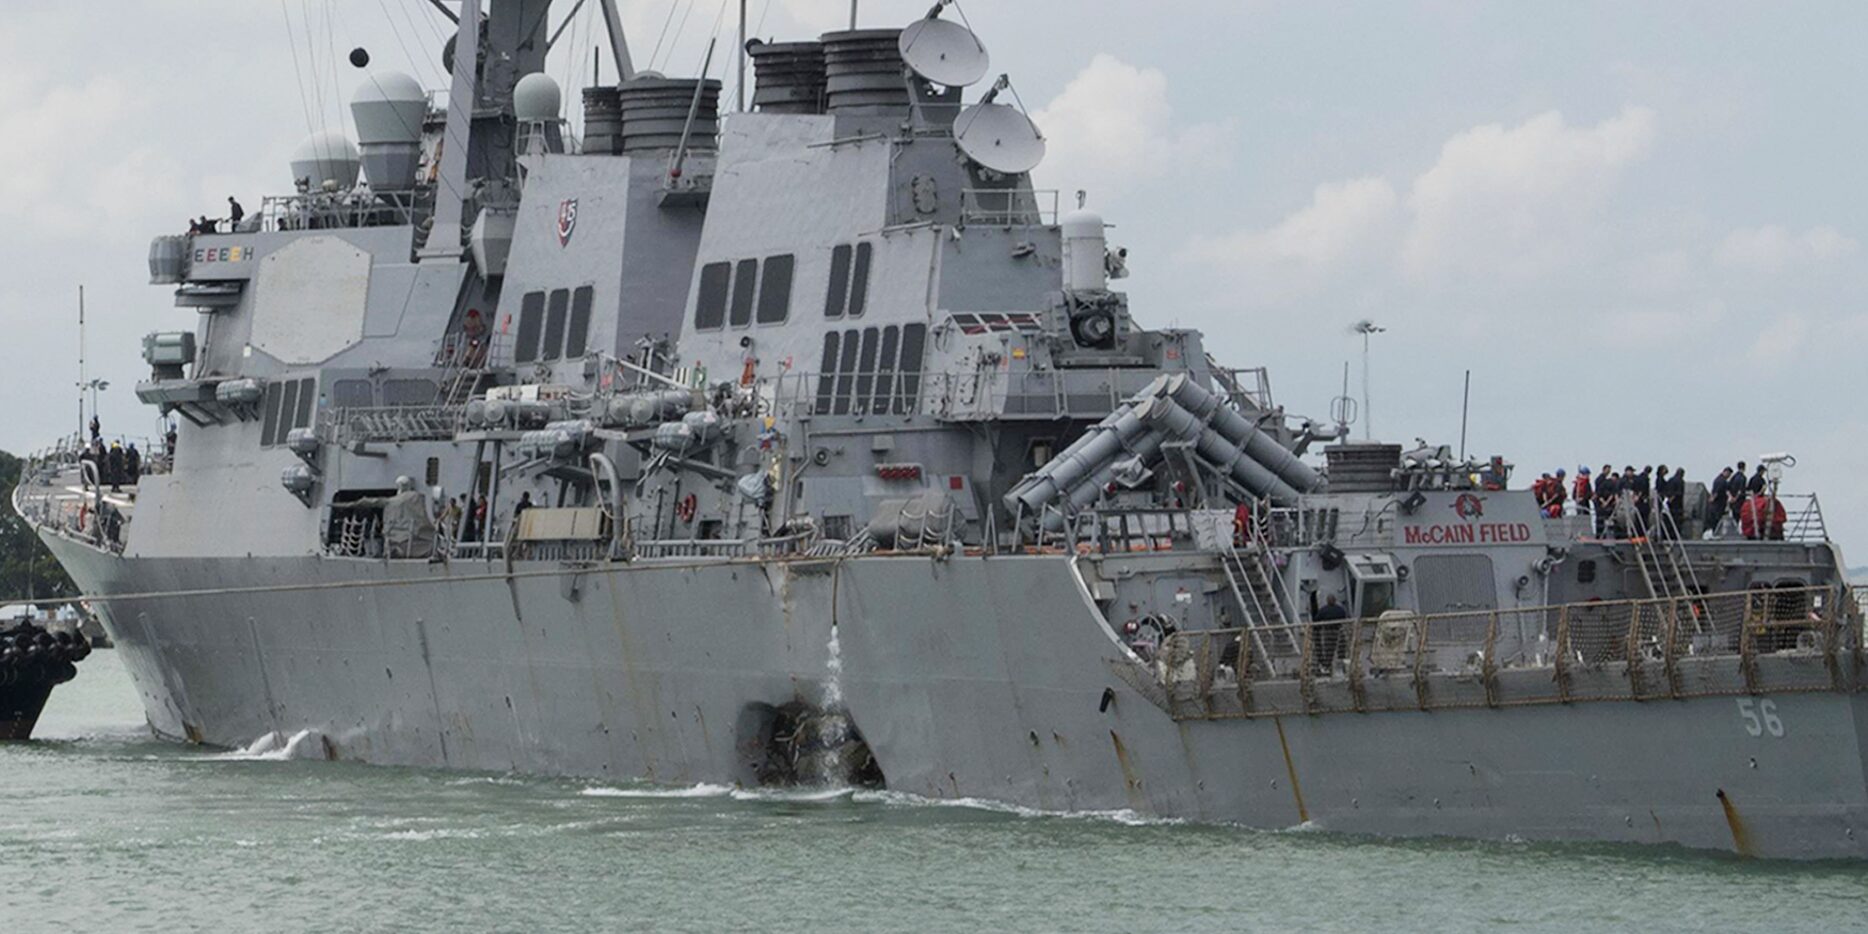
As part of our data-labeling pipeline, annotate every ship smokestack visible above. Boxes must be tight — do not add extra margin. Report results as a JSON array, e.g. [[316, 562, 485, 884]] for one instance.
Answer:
[[616, 76, 722, 153], [748, 40, 827, 115], [820, 29, 909, 117]]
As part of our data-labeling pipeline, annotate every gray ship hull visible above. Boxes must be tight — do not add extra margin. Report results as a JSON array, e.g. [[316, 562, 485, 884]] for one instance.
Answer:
[[42, 533, 1868, 860]]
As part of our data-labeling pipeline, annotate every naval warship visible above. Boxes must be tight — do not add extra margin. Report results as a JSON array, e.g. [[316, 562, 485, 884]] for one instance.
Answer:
[[13, 0, 1866, 858]]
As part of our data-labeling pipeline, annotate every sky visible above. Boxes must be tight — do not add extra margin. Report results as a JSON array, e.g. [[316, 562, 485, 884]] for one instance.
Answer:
[[1, 0, 1864, 553]]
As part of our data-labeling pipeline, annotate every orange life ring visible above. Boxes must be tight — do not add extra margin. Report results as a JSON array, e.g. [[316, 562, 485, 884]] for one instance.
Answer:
[[675, 493, 698, 523]]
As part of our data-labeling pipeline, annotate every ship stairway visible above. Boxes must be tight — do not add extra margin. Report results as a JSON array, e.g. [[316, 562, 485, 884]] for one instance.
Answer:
[[1632, 510, 1711, 634], [1220, 511, 1300, 661], [439, 361, 486, 407]]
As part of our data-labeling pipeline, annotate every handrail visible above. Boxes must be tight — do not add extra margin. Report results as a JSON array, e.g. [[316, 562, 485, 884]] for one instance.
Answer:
[[1152, 584, 1860, 720], [959, 188, 1058, 227]]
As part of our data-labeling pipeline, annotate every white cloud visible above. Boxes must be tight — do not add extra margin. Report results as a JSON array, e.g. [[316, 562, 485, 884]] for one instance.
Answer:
[[1187, 177, 1397, 295], [1715, 224, 1860, 273], [1190, 107, 1657, 300], [1030, 54, 1230, 202], [1747, 314, 1811, 366], [1400, 106, 1656, 283]]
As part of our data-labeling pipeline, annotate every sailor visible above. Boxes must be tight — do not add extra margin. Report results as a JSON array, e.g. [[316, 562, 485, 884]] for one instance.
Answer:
[[1551, 468, 1567, 517], [1312, 595, 1350, 674], [106, 442, 124, 492], [88, 414, 100, 442], [124, 443, 141, 485], [1653, 464, 1671, 537], [1593, 466, 1618, 537], [514, 491, 534, 524], [1630, 467, 1652, 535], [442, 496, 464, 540], [1664, 467, 1686, 535], [462, 308, 488, 367], [77, 444, 96, 490], [1532, 473, 1554, 514], [1747, 464, 1768, 497], [1708, 467, 1732, 519], [1572, 468, 1593, 521], [198, 215, 216, 234], [227, 196, 245, 228]]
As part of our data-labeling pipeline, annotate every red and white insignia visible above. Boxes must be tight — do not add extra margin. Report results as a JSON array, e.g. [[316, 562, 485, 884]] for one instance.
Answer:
[[556, 198, 579, 246]]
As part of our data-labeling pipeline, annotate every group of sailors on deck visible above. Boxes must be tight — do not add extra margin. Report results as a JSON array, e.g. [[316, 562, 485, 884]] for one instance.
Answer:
[[185, 197, 245, 235], [1531, 460, 1788, 541]]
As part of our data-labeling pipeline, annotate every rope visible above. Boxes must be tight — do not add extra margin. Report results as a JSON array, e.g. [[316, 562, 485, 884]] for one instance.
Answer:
[[279, 0, 319, 139]]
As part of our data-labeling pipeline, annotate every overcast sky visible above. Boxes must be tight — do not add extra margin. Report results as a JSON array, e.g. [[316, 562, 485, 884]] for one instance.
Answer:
[[2, 1, 1864, 553]]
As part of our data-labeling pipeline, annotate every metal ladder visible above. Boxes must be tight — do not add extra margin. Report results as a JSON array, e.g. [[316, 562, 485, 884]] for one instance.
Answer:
[[1632, 509, 1709, 633], [1220, 513, 1299, 662]]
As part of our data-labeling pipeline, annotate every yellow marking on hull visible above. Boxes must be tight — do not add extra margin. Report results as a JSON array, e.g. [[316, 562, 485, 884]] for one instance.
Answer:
[[1273, 716, 1309, 825]]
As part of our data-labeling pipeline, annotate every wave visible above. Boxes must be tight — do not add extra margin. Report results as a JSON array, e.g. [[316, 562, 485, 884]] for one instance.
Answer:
[[575, 782, 1175, 825], [851, 789, 1182, 827], [578, 783, 735, 799], [728, 787, 853, 803], [379, 828, 487, 841], [204, 729, 325, 762]]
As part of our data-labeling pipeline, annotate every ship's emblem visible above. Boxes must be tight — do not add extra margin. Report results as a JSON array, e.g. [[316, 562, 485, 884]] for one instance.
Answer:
[[556, 199, 579, 246], [1452, 493, 1486, 520]]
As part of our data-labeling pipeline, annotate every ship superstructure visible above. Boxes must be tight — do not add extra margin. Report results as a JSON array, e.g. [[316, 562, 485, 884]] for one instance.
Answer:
[[12, 0, 1868, 858]]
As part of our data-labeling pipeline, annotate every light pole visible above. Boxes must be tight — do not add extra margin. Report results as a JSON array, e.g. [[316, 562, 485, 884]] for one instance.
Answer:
[[1352, 319, 1385, 441], [76, 285, 85, 439], [82, 379, 110, 432]]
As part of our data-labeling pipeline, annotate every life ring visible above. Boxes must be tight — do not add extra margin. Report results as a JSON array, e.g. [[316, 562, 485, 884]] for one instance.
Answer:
[[675, 493, 698, 523]]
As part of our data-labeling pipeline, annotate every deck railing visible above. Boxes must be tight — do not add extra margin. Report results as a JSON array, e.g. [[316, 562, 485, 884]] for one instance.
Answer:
[[1149, 584, 1862, 720]]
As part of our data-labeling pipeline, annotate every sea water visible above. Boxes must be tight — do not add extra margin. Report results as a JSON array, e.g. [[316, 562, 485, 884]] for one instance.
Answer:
[[2, 650, 1863, 933]]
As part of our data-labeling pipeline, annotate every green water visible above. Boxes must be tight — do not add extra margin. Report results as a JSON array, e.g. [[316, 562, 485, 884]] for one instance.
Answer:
[[3, 651, 1863, 933]]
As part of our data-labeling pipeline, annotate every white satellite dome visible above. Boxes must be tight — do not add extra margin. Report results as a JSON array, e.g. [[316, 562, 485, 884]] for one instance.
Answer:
[[513, 72, 563, 122], [349, 72, 427, 145], [289, 130, 361, 190]]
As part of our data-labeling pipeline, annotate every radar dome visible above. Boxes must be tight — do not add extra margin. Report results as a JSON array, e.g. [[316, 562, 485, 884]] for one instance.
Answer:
[[513, 73, 563, 122], [349, 72, 426, 145], [290, 130, 361, 190]]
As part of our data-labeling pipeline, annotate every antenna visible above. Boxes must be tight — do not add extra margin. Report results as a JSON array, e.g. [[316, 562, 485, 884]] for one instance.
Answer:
[[1459, 369, 1471, 461], [1351, 319, 1385, 441], [900, 7, 989, 87], [1330, 360, 1357, 434], [76, 285, 84, 439], [955, 76, 1046, 175]]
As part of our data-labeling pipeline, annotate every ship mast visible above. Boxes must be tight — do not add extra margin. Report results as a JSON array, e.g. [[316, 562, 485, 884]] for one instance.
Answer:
[[75, 285, 84, 439], [427, 0, 602, 258], [595, 0, 636, 79]]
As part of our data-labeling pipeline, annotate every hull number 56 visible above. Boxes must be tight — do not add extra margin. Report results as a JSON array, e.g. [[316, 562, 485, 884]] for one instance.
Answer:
[[1737, 697, 1785, 737]]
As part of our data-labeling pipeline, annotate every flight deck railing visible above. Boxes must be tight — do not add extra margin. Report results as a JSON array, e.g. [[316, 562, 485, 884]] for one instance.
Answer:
[[1150, 584, 1862, 720]]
